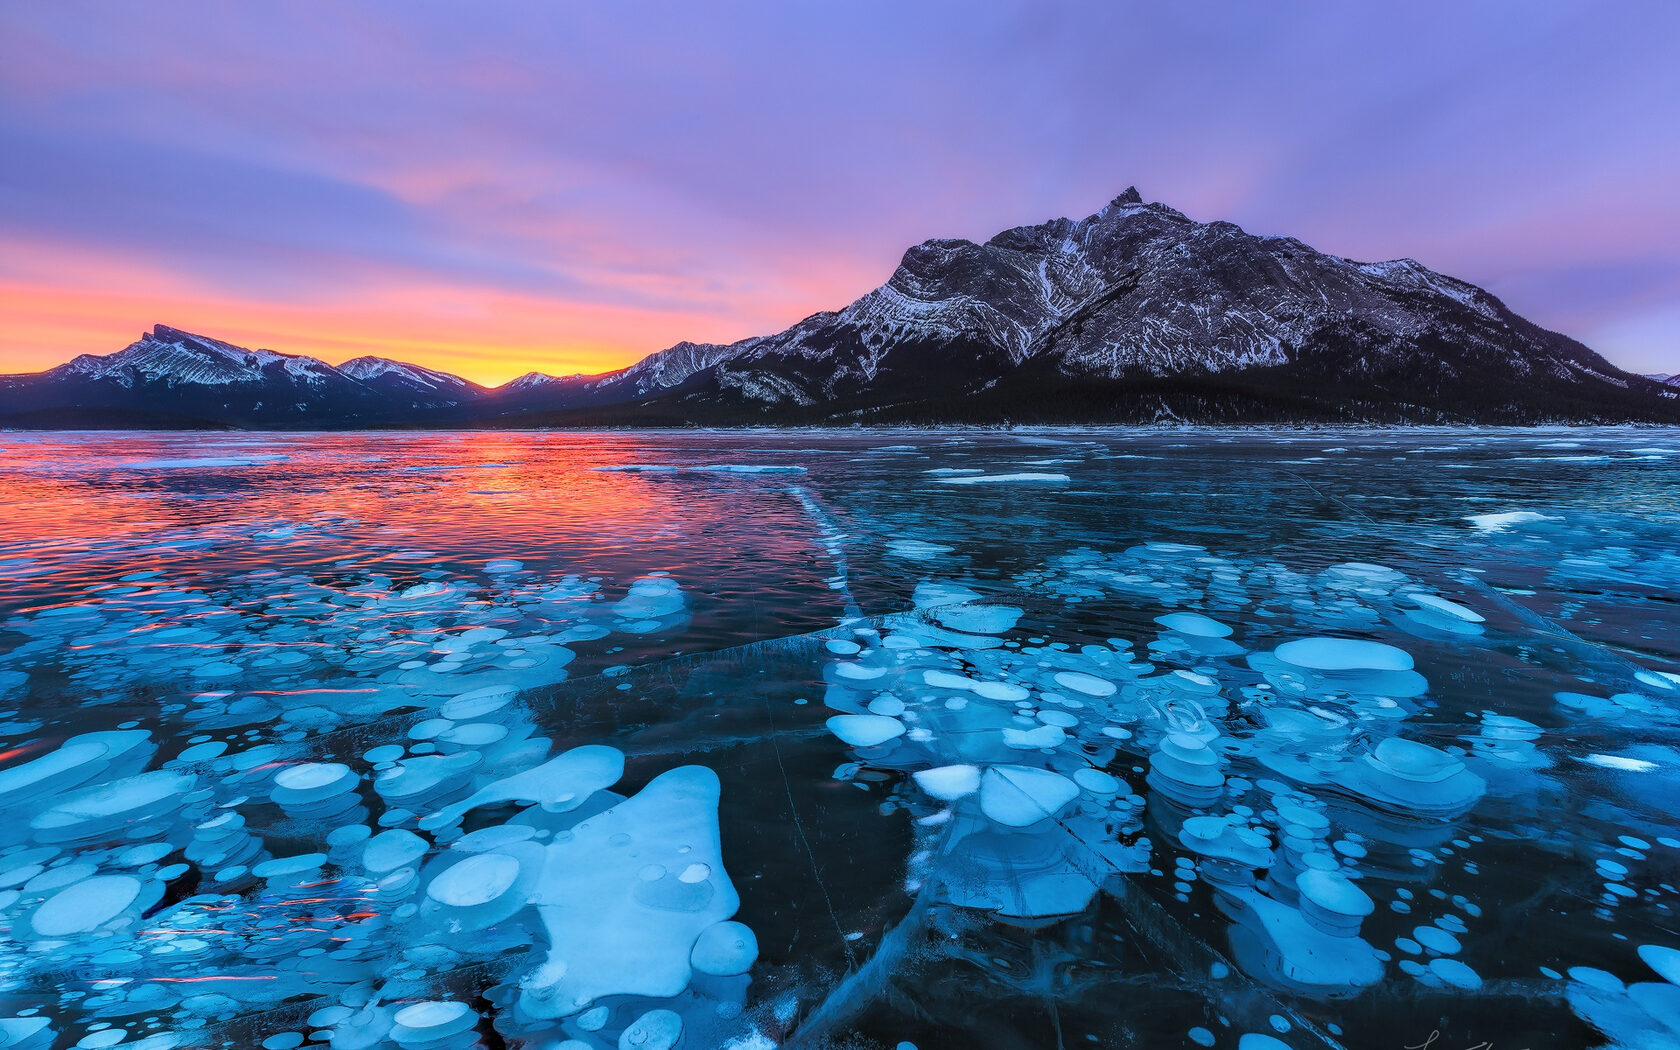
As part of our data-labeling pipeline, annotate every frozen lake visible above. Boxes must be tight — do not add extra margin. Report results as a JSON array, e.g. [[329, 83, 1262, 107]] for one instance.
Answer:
[[0, 428, 1677, 1050]]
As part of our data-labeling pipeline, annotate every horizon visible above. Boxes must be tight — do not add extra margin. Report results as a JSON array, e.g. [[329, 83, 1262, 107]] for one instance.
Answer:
[[3, 2, 1678, 385]]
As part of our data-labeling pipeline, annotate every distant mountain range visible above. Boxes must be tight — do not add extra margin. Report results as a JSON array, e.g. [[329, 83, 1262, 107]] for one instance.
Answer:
[[4, 188, 1677, 427]]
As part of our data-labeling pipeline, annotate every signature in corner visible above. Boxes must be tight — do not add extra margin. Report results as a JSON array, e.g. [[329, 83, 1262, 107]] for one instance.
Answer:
[[1405, 1031, 1533, 1050]]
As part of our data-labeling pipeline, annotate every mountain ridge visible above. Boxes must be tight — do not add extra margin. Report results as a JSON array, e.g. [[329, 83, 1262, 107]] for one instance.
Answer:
[[5, 190, 1678, 427]]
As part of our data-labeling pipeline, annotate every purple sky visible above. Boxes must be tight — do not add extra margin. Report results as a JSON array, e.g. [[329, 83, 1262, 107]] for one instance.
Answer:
[[2, 1, 1677, 383]]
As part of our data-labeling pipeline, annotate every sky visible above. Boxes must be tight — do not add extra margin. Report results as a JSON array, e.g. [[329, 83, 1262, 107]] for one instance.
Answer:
[[2, 2, 1677, 386]]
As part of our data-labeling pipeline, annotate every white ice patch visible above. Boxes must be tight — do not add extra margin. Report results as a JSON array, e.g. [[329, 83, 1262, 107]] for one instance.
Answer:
[[1466, 510, 1559, 531], [936, 472, 1071, 485]]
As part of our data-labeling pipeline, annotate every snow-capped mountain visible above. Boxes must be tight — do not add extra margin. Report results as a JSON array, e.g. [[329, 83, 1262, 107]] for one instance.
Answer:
[[56, 325, 344, 388], [4, 192, 1677, 426], [532, 187, 1672, 423], [503, 372, 565, 392], [338, 356, 483, 403], [0, 325, 477, 425]]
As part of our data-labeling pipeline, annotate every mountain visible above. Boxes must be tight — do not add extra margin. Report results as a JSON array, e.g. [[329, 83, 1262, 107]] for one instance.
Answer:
[[515, 187, 1677, 425], [4, 191, 1678, 427], [0, 325, 480, 427], [338, 356, 484, 405], [1645, 372, 1679, 387]]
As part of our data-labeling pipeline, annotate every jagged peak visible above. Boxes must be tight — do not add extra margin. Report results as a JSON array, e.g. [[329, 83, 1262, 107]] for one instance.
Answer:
[[146, 323, 245, 351], [1086, 188, 1189, 226]]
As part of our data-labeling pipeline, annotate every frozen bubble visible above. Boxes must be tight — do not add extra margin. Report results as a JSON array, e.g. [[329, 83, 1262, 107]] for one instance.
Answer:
[[691, 920, 759, 976], [33, 771, 192, 841], [32, 874, 143, 936], [1430, 958, 1483, 989], [1002, 725, 1065, 749], [1413, 924, 1461, 955], [0, 1016, 51, 1041], [1466, 510, 1557, 531], [913, 765, 981, 801], [1640, 944, 1680, 985], [618, 1009, 682, 1050], [614, 577, 686, 620], [974, 681, 1030, 702], [1155, 612, 1233, 638], [391, 1000, 475, 1043], [1406, 593, 1484, 623], [678, 863, 711, 884], [886, 539, 955, 560], [1275, 637, 1413, 673], [578, 1007, 609, 1031], [1073, 768, 1120, 795], [1568, 966, 1625, 992], [937, 472, 1070, 485], [363, 829, 429, 873], [931, 605, 1023, 635], [118, 842, 174, 866], [1188, 1028, 1216, 1048], [426, 745, 622, 828], [1053, 671, 1116, 698], [427, 852, 522, 908], [1581, 753, 1658, 772], [1238, 1036, 1291, 1050], [442, 686, 518, 721], [271, 762, 356, 804], [826, 715, 906, 748], [253, 854, 326, 880], [979, 766, 1079, 827], [442, 723, 509, 747], [0, 736, 131, 803], [454, 824, 538, 853], [1297, 869, 1374, 934], [869, 695, 906, 716]]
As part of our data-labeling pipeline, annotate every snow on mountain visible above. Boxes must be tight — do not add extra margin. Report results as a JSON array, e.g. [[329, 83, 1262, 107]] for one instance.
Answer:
[[503, 372, 566, 391], [56, 325, 341, 388], [338, 356, 478, 397]]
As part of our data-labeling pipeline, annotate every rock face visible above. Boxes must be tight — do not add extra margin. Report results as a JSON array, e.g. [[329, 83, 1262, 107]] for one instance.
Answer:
[[4, 192, 1678, 426]]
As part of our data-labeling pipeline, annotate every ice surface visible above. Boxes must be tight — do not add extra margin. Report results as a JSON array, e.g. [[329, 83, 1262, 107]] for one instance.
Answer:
[[4, 430, 1679, 1048]]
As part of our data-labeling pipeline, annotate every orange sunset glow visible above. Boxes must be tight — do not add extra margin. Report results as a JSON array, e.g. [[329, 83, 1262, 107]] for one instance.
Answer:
[[0, 238, 876, 386]]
